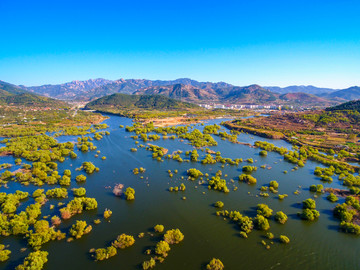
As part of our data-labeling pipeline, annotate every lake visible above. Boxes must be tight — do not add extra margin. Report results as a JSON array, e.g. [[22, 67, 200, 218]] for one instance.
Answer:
[[1, 114, 359, 270]]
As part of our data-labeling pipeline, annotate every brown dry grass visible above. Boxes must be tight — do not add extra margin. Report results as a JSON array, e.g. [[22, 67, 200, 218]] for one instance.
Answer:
[[143, 117, 200, 127]]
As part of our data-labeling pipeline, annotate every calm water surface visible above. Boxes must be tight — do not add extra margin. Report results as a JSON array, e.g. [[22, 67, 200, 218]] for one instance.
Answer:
[[1, 115, 359, 270]]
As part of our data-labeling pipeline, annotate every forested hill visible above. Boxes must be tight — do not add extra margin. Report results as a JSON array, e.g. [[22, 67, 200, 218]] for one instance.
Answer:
[[85, 93, 199, 111], [0, 80, 67, 107], [326, 99, 360, 112]]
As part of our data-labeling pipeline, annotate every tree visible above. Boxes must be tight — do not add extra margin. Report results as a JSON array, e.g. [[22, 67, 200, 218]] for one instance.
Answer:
[[32, 189, 44, 198], [142, 257, 156, 270], [104, 209, 112, 219], [46, 188, 68, 198], [155, 241, 170, 257], [208, 176, 229, 193], [63, 169, 71, 177], [269, 180, 279, 189], [274, 211, 288, 224], [299, 208, 320, 221], [72, 188, 86, 197], [180, 183, 186, 191], [94, 246, 117, 261], [69, 220, 92, 239], [309, 184, 323, 193], [0, 244, 11, 262], [259, 150, 268, 156], [75, 174, 87, 182], [214, 201, 224, 208], [190, 150, 199, 162], [34, 220, 50, 234], [242, 165, 257, 173], [163, 229, 184, 244], [266, 232, 274, 239], [124, 187, 135, 200], [206, 258, 224, 270], [257, 204, 273, 218], [254, 215, 270, 231], [15, 251, 48, 270], [59, 175, 71, 186], [303, 198, 316, 209], [187, 168, 203, 178], [280, 235, 290, 244], [112, 234, 135, 249], [239, 174, 257, 184], [154, 224, 164, 233], [327, 193, 338, 202], [340, 221, 360, 235], [80, 162, 98, 174]]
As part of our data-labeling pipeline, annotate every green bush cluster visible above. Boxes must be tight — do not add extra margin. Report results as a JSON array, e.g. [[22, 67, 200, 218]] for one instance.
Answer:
[[169, 183, 186, 192], [59, 197, 98, 219], [27, 219, 65, 249], [46, 188, 68, 198], [187, 168, 203, 178], [112, 233, 135, 249], [333, 197, 360, 234], [216, 210, 253, 234], [124, 187, 135, 200], [15, 250, 48, 270], [309, 184, 324, 193], [208, 176, 229, 193], [93, 246, 117, 261], [299, 198, 320, 221], [69, 220, 92, 239], [0, 244, 11, 262], [239, 174, 257, 185], [206, 258, 224, 270], [79, 162, 99, 174]]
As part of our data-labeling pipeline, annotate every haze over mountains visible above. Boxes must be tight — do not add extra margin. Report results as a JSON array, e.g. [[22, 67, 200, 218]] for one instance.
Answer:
[[6, 78, 360, 106]]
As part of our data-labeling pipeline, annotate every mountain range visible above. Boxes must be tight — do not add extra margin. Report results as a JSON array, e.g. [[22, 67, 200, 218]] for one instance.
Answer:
[[5, 78, 360, 106]]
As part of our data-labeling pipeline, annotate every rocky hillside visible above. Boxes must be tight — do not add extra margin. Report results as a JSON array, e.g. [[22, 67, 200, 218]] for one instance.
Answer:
[[134, 84, 220, 102], [25, 78, 112, 100], [220, 85, 279, 103]]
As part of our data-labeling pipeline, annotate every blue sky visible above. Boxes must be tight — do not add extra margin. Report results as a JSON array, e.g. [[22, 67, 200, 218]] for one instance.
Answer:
[[1, 0, 360, 88]]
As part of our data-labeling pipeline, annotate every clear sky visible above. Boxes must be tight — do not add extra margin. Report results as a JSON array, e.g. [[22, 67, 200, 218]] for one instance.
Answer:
[[1, 0, 360, 88]]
